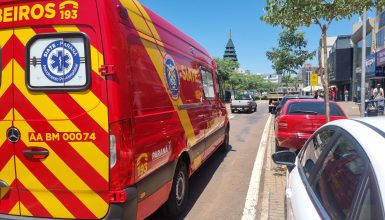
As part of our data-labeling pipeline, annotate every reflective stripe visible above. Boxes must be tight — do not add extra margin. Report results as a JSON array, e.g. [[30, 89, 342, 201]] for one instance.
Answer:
[[0, 159, 15, 200], [20, 202, 32, 216], [14, 110, 108, 218], [13, 61, 108, 181], [0, 29, 12, 47], [15, 157, 74, 218], [0, 62, 12, 99]]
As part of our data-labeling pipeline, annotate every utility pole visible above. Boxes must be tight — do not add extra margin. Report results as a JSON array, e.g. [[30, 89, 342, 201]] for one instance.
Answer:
[[361, 9, 367, 117]]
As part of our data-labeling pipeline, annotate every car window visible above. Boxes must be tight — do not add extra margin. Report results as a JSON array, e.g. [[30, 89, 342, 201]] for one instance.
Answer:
[[312, 135, 366, 219], [357, 174, 385, 220], [287, 102, 344, 116], [235, 94, 251, 100], [300, 129, 335, 179]]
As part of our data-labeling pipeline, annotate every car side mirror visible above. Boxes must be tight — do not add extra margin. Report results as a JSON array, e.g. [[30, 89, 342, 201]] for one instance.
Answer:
[[272, 151, 296, 172]]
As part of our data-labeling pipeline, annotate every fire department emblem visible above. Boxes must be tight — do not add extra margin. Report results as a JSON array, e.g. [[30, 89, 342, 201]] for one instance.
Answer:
[[41, 40, 81, 83], [164, 55, 180, 100]]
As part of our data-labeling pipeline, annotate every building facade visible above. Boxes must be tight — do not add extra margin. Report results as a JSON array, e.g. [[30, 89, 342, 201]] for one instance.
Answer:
[[352, 18, 376, 101], [328, 35, 353, 101]]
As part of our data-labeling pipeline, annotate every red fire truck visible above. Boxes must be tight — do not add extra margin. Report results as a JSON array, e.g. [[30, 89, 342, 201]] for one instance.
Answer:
[[0, 0, 229, 219]]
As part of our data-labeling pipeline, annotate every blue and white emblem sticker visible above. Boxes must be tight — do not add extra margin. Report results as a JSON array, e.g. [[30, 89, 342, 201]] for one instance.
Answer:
[[164, 55, 180, 100], [41, 40, 80, 83]]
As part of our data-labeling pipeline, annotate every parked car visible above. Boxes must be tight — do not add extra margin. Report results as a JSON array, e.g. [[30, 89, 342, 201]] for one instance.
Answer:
[[274, 95, 314, 116], [231, 94, 257, 113], [275, 99, 347, 151], [272, 117, 385, 220]]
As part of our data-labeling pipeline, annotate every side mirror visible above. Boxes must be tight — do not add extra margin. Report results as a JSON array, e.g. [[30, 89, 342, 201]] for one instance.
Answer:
[[272, 151, 297, 171]]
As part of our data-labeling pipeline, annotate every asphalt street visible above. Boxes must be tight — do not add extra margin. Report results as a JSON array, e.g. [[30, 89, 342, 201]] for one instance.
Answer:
[[148, 100, 270, 220]]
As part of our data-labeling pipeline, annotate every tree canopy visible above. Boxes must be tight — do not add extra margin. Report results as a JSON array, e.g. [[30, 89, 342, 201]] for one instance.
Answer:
[[266, 29, 315, 76], [261, 0, 385, 121]]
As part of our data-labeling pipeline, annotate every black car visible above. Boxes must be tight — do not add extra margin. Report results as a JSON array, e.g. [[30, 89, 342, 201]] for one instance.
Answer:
[[274, 95, 314, 116]]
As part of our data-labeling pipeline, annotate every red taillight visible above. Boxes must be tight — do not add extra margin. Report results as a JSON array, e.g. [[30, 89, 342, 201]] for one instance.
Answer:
[[109, 190, 128, 203], [109, 120, 134, 200], [278, 120, 288, 129]]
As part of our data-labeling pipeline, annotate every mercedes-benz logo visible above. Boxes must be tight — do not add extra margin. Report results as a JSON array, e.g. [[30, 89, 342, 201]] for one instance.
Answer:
[[7, 127, 20, 143]]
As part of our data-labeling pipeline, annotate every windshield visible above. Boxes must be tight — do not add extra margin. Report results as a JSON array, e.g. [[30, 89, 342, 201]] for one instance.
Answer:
[[287, 102, 344, 116], [235, 94, 251, 100]]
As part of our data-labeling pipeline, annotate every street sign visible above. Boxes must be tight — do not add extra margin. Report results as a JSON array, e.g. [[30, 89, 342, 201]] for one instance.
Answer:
[[310, 73, 318, 86]]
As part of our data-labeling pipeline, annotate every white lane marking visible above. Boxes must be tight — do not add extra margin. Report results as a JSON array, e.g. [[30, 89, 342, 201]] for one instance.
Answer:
[[229, 115, 235, 119], [242, 114, 272, 220]]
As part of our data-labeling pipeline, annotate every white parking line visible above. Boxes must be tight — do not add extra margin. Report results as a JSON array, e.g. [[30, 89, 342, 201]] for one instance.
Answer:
[[242, 114, 272, 220]]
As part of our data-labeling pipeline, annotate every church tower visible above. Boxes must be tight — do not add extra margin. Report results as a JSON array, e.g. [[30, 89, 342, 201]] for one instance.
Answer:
[[223, 31, 238, 62]]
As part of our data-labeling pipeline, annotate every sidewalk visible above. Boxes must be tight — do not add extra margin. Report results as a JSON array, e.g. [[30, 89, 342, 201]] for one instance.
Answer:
[[256, 101, 360, 220], [256, 117, 286, 220], [336, 101, 361, 118]]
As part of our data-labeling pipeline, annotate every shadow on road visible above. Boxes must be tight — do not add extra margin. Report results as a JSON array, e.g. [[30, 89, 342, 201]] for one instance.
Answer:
[[147, 145, 233, 220]]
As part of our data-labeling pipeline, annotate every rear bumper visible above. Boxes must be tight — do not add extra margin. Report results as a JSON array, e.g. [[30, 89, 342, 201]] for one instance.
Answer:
[[276, 132, 311, 149], [0, 188, 138, 220], [231, 105, 252, 111]]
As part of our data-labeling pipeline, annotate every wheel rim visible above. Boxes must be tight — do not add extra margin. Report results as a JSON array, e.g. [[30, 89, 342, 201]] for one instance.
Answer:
[[175, 170, 186, 206]]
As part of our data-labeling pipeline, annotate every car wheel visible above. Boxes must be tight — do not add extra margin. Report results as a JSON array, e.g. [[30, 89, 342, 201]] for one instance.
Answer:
[[220, 126, 231, 152], [231, 109, 235, 113], [162, 161, 189, 218]]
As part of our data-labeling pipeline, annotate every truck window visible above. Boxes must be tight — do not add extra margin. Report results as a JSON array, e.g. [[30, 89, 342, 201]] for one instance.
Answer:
[[201, 68, 215, 99], [26, 33, 91, 91]]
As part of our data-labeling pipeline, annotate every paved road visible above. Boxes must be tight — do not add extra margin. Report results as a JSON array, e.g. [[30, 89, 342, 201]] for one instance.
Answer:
[[148, 100, 270, 219]]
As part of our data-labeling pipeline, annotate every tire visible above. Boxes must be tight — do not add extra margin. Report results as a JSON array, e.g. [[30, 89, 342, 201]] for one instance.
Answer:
[[163, 161, 189, 218], [221, 126, 231, 152], [231, 109, 235, 113]]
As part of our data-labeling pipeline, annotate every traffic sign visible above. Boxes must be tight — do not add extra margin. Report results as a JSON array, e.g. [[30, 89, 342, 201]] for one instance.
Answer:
[[310, 73, 318, 86]]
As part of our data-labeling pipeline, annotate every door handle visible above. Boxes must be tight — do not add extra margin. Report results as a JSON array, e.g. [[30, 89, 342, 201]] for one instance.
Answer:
[[0, 180, 9, 189], [23, 148, 49, 160]]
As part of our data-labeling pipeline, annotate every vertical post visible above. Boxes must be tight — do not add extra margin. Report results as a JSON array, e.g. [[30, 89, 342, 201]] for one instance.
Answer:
[[361, 9, 367, 117]]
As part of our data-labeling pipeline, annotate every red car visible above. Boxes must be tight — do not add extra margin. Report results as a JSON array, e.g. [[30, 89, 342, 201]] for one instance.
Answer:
[[275, 99, 347, 151]]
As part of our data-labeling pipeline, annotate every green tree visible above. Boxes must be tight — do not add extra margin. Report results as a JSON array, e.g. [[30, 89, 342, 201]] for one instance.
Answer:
[[214, 57, 239, 82], [262, 0, 385, 121], [266, 29, 315, 78]]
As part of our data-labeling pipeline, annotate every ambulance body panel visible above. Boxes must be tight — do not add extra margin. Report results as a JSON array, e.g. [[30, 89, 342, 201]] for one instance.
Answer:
[[0, 0, 229, 219]]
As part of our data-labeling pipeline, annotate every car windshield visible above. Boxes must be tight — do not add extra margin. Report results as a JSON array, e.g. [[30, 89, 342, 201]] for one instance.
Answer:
[[287, 102, 344, 116], [235, 94, 251, 100]]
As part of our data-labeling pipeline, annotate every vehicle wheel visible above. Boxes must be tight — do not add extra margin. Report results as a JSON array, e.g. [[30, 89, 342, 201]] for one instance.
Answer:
[[163, 161, 189, 218], [231, 109, 235, 113], [220, 126, 231, 152]]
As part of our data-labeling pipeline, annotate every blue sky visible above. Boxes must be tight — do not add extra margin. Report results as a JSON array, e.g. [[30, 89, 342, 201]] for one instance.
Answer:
[[139, 0, 369, 75]]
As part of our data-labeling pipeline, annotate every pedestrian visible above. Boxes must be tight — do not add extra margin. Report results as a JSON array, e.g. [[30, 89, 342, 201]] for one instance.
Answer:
[[344, 89, 349, 102], [330, 87, 335, 101], [314, 90, 319, 99], [373, 84, 384, 99]]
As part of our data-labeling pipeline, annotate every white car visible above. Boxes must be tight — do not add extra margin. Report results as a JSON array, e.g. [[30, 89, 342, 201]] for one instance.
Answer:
[[273, 117, 385, 220]]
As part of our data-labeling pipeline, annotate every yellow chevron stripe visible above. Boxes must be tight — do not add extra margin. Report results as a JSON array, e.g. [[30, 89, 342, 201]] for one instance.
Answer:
[[15, 157, 74, 218], [8, 202, 19, 215], [0, 29, 13, 47], [69, 91, 108, 133], [14, 27, 35, 46], [14, 113, 108, 218], [13, 61, 108, 181], [124, 0, 196, 146], [0, 113, 12, 147], [0, 159, 15, 200], [20, 202, 32, 216], [52, 25, 104, 76], [0, 61, 13, 99]]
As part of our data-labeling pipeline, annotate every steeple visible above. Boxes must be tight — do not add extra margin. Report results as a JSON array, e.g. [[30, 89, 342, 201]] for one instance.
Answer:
[[223, 30, 238, 62]]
